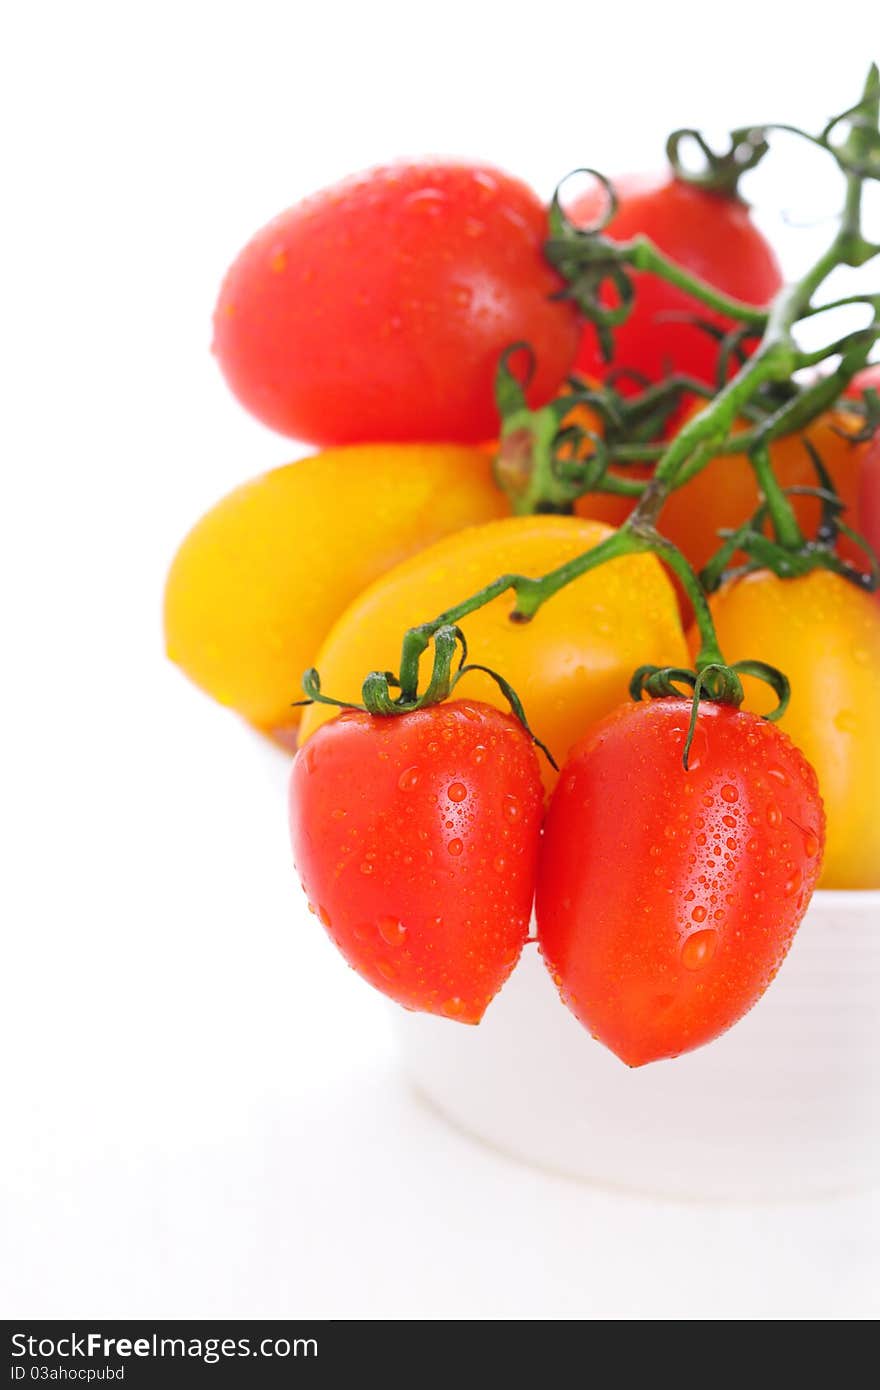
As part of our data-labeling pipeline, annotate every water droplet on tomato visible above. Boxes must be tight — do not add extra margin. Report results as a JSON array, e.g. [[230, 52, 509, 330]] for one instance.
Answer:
[[493, 855, 507, 874], [691, 904, 707, 923], [681, 929, 718, 970], [720, 784, 739, 804], [318, 905, 331, 928], [441, 996, 466, 1017], [447, 838, 463, 857], [472, 745, 487, 764], [377, 916, 406, 945], [684, 723, 708, 770], [766, 802, 782, 828], [767, 766, 788, 785], [404, 187, 446, 213], [448, 782, 468, 803], [503, 795, 520, 821], [802, 828, 821, 858], [359, 862, 374, 876], [398, 766, 420, 791]]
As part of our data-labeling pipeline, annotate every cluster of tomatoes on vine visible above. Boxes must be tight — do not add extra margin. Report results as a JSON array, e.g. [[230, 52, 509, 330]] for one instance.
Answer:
[[166, 82, 880, 1067]]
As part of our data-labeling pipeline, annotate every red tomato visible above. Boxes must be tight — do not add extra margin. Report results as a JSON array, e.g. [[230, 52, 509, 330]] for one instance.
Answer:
[[213, 162, 580, 445], [288, 701, 544, 1022], [568, 175, 781, 388], [536, 698, 825, 1067]]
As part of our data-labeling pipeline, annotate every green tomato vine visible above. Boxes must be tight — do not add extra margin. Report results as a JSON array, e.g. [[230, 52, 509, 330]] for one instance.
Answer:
[[299, 68, 880, 768]]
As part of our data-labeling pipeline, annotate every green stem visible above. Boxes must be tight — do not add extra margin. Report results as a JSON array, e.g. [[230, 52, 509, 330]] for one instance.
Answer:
[[641, 535, 725, 666], [355, 73, 880, 723], [749, 443, 804, 549], [623, 236, 770, 326]]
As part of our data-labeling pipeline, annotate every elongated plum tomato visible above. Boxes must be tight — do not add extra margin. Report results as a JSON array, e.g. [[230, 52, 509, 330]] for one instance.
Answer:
[[569, 174, 781, 387], [699, 570, 880, 889], [289, 702, 543, 1022], [536, 699, 825, 1067], [298, 515, 689, 789], [163, 444, 507, 735], [212, 162, 580, 445], [659, 407, 871, 574]]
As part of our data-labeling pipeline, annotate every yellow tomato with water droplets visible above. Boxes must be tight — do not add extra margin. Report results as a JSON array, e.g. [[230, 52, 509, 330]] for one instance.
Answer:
[[697, 569, 880, 889], [164, 444, 509, 736], [300, 515, 689, 789]]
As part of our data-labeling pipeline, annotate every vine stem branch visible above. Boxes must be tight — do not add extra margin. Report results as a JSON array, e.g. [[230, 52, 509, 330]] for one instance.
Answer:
[[622, 235, 770, 326], [331, 70, 880, 729]]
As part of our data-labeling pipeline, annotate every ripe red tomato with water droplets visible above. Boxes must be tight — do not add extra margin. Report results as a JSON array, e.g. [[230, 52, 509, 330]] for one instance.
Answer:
[[536, 699, 825, 1067], [213, 161, 580, 445], [568, 175, 781, 388], [289, 701, 544, 1022]]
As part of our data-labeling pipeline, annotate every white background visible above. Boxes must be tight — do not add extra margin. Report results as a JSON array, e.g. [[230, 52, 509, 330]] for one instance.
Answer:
[[2, 1, 878, 1319]]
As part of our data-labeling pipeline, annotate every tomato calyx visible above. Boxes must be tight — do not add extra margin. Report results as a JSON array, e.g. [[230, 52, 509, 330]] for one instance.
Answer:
[[630, 658, 791, 769], [296, 623, 558, 770], [665, 125, 770, 200]]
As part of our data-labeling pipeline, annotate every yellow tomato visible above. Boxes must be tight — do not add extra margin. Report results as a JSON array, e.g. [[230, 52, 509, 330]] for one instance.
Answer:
[[300, 515, 688, 788], [699, 570, 880, 889], [164, 445, 509, 734]]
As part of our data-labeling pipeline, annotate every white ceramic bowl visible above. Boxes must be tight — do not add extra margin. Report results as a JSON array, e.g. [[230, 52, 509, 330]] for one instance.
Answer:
[[394, 890, 879, 1200]]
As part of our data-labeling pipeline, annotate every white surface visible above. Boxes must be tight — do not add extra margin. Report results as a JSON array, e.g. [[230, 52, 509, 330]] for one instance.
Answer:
[[3, 1, 879, 1320], [398, 895, 880, 1201]]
